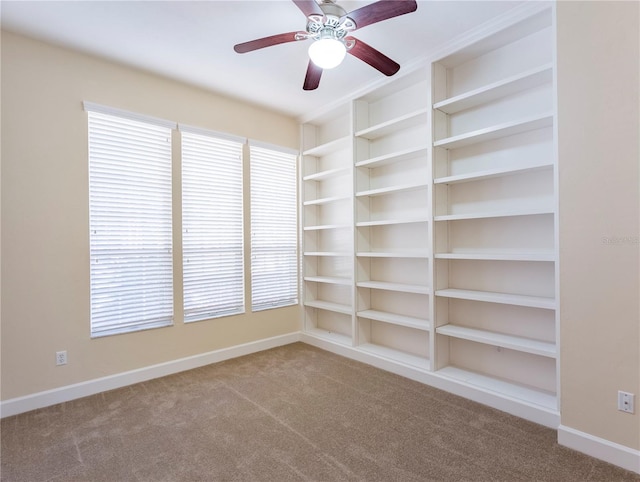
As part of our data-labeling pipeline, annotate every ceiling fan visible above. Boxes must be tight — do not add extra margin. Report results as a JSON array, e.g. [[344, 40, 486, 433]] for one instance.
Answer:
[[233, 0, 418, 90]]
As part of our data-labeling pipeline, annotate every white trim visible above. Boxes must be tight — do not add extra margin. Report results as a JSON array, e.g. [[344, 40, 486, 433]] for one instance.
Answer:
[[248, 139, 298, 156], [82, 101, 177, 129], [178, 123, 246, 144], [0, 333, 301, 419], [558, 425, 640, 475]]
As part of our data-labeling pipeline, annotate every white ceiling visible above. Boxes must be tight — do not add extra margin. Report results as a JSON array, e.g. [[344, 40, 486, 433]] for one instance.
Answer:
[[1, 0, 524, 119]]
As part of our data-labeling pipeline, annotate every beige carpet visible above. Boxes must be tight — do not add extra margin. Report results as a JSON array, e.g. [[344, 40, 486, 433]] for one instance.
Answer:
[[1, 342, 638, 481]]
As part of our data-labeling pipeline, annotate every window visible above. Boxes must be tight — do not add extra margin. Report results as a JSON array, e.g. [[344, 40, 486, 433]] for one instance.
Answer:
[[181, 128, 245, 322], [87, 106, 175, 337], [87, 103, 299, 336], [250, 143, 298, 311]]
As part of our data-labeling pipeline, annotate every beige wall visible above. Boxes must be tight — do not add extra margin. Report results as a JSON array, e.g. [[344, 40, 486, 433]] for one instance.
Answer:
[[3, 2, 640, 458], [557, 1, 639, 450], [1, 31, 300, 401]]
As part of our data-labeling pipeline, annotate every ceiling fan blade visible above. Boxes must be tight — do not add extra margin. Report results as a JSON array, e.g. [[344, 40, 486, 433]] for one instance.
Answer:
[[303, 61, 323, 90], [346, 37, 400, 76], [343, 0, 417, 30], [292, 0, 324, 18], [234, 32, 304, 54]]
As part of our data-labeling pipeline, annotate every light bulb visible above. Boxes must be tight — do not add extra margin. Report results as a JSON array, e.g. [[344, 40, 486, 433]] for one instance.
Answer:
[[308, 38, 346, 70]]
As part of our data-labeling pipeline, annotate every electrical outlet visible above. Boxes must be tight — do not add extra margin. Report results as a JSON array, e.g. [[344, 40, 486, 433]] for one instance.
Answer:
[[56, 350, 67, 366], [618, 391, 635, 414]]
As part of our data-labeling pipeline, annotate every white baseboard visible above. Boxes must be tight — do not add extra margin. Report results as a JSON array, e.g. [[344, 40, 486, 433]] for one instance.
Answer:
[[4, 333, 638, 475], [0, 332, 301, 418], [301, 333, 560, 429], [558, 425, 640, 474]]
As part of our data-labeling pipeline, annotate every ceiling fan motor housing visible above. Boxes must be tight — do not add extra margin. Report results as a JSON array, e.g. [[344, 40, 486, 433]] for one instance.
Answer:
[[307, 0, 356, 42]]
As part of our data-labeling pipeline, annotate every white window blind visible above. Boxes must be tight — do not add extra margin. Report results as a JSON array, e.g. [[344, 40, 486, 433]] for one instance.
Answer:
[[181, 130, 245, 322], [249, 144, 298, 311], [87, 110, 174, 338]]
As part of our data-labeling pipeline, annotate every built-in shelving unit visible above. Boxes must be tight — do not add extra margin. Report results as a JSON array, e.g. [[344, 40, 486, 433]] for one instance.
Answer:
[[300, 4, 558, 428], [352, 68, 432, 369], [431, 7, 558, 414], [301, 104, 354, 345]]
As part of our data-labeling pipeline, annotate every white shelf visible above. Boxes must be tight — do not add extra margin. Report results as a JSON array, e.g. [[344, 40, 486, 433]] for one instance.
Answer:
[[356, 218, 428, 227], [434, 252, 555, 262], [303, 224, 349, 231], [433, 64, 553, 114], [434, 162, 553, 185], [357, 309, 430, 331], [355, 108, 429, 140], [436, 366, 557, 411], [304, 300, 352, 315], [302, 135, 350, 157], [306, 327, 352, 346], [434, 207, 554, 222], [357, 280, 430, 295], [303, 195, 350, 206], [356, 182, 428, 198], [304, 276, 352, 286], [436, 324, 556, 358], [356, 251, 429, 259], [303, 167, 350, 181], [358, 343, 430, 370], [355, 146, 429, 169], [435, 289, 555, 310], [304, 252, 351, 257], [433, 112, 553, 150]]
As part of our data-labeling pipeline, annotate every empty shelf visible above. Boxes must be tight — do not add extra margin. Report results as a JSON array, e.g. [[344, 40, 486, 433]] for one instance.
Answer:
[[435, 289, 555, 309], [434, 207, 554, 221], [357, 309, 430, 331], [357, 280, 430, 295], [356, 218, 429, 227], [304, 276, 352, 286], [436, 324, 556, 358], [433, 113, 553, 150], [356, 182, 428, 197], [303, 224, 349, 231], [358, 343, 431, 370], [305, 327, 352, 346], [303, 167, 350, 181], [357, 251, 430, 259], [433, 64, 553, 114], [433, 162, 553, 185], [434, 252, 555, 262], [355, 146, 429, 169], [436, 366, 557, 411], [303, 195, 350, 206], [304, 251, 351, 257], [355, 108, 429, 140], [304, 300, 352, 315], [303, 135, 350, 157]]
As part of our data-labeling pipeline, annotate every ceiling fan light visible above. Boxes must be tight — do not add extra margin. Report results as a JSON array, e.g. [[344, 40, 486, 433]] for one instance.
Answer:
[[308, 38, 346, 69]]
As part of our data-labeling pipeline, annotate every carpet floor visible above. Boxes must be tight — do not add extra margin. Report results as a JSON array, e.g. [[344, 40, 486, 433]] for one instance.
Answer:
[[1, 342, 638, 481]]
